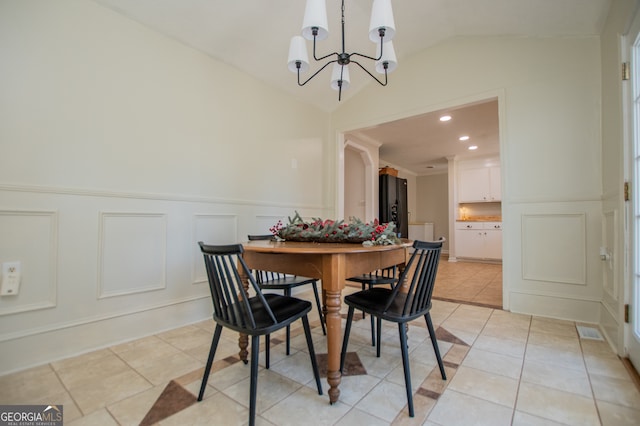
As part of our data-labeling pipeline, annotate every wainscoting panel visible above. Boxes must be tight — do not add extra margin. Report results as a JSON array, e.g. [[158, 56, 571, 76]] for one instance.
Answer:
[[192, 214, 238, 284], [522, 213, 587, 285], [98, 212, 167, 298], [0, 210, 58, 315]]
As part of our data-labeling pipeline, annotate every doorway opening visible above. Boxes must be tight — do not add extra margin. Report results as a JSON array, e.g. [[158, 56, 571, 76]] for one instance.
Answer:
[[338, 95, 504, 309]]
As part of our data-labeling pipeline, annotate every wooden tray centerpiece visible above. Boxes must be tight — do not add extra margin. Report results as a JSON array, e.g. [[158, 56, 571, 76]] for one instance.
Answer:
[[271, 211, 401, 246]]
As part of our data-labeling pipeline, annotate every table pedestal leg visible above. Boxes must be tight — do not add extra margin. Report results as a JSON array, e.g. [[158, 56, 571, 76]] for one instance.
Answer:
[[239, 334, 249, 364], [325, 289, 342, 404], [321, 288, 328, 325]]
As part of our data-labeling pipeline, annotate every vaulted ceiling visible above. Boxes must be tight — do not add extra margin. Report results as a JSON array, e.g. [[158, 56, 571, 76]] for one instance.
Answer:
[[94, 0, 611, 174]]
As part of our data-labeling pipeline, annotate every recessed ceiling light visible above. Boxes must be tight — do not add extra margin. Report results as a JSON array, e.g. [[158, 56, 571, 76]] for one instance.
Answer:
[[439, 115, 451, 122], [459, 135, 470, 141], [468, 145, 478, 150]]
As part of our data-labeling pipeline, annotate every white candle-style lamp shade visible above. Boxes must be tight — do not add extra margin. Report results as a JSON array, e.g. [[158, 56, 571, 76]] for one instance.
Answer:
[[375, 40, 397, 74], [287, 36, 310, 73], [369, 0, 396, 42], [330, 63, 350, 91], [302, 0, 329, 41]]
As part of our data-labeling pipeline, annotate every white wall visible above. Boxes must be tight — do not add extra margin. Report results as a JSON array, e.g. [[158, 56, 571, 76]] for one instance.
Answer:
[[344, 147, 366, 220], [416, 173, 449, 250], [341, 136, 380, 222], [333, 35, 605, 325], [0, 0, 332, 374], [2, 0, 635, 373]]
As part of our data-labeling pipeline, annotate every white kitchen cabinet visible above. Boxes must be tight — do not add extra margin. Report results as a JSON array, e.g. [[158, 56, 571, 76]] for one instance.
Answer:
[[459, 166, 501, 202], [455, 222, 502, 260], [483, 222, 503, 259], [455, 223, 486, 258]]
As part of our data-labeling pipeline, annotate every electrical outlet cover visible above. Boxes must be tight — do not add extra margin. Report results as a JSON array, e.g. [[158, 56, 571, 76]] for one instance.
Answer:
[[1, 261, 21, 296]]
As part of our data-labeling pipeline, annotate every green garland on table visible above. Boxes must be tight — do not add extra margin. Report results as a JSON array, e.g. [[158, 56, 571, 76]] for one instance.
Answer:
[[270, 211, 401, 246]]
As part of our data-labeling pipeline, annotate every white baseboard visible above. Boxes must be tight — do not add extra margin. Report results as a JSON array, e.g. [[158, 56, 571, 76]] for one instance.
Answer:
[[0, 297, 212, 375], [509, 291, 600, 323]]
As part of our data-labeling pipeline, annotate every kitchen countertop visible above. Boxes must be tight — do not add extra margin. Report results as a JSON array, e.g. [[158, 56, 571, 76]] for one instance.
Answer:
[[457, 216, 502, 222]]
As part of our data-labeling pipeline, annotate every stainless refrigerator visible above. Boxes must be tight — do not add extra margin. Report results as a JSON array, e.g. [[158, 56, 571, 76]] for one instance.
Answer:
[[379, 174, 408, 238]]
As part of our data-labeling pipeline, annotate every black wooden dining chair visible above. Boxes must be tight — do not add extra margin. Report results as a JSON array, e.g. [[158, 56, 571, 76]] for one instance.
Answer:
[[346, 265, 397, 346], [248, 234, 326, 364], [197, 242, 322, 426], [340, 239, 446, 417]]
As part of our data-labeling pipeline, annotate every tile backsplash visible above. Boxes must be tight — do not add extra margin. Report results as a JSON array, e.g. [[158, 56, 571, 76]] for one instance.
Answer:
[[459, 202, 502, 220]]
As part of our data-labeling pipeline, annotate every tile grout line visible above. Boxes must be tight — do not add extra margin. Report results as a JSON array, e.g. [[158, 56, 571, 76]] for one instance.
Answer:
[[48, 361, 89, 422], [578, 327, 605, 426]]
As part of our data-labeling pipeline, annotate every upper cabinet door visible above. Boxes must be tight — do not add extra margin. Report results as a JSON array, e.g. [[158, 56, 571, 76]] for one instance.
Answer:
[[459, 167, 489, 202], [459, 166, 501, 202]]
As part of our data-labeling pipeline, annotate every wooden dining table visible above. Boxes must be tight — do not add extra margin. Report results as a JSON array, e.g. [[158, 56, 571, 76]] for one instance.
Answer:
[[239, 239, 410, 404]]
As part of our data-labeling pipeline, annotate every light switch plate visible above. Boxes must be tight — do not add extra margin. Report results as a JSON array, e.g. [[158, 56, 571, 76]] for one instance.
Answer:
[[1, 261, 21, 296]]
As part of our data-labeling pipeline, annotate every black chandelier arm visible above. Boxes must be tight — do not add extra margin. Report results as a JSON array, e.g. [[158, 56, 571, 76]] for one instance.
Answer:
[[351, 60, 388, 87], [312, 35, 340, 62], [348, 28, 387, 62], [350, 49, 383, 62], [337, 65, 345, 102], [350, 30, 386, 62], [296, 59, 338, 86]]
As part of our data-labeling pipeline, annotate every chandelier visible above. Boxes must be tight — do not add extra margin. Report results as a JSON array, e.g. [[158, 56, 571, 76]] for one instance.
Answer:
[[287, 0, 398, 101]]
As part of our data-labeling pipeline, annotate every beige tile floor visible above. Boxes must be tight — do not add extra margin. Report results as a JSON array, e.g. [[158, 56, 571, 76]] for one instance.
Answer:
[[2, 263, 640, 425]]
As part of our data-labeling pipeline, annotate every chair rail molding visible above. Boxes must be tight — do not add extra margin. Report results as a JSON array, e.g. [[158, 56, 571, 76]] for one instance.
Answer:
[[0, 183, 326, 210]]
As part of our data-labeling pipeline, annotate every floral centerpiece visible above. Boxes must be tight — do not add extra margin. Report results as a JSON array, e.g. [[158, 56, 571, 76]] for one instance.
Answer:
[[270, 211, 401, 246]]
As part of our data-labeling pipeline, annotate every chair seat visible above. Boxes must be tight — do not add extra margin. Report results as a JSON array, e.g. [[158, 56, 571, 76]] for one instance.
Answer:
[[346, 274, 396, 285], [220, 293, 312, 335], [344, 287, 430, 323], [346, 266, 398, 347], [257, 275, 316, 290]]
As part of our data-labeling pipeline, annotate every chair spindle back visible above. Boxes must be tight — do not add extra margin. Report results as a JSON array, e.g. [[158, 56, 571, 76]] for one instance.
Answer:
[[384, 240, 443, 317], [198, 242, 277, 330]]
